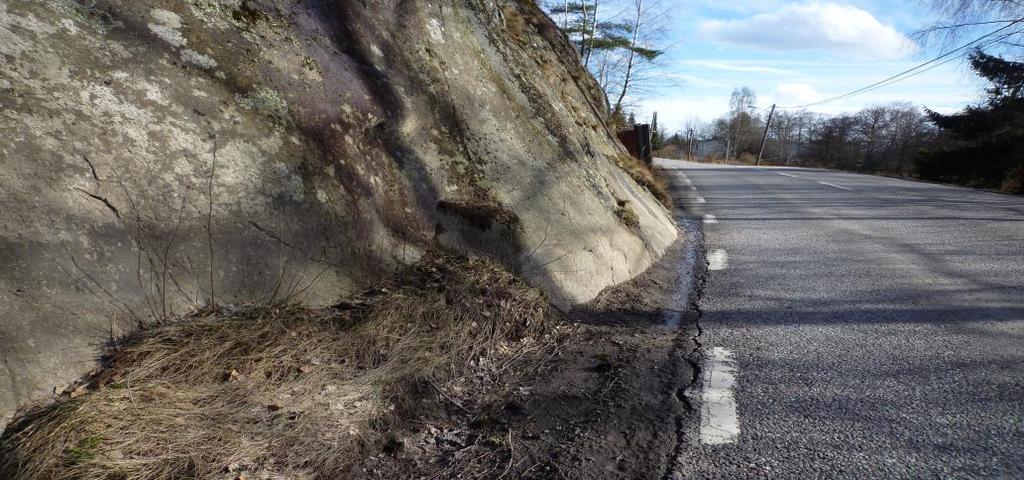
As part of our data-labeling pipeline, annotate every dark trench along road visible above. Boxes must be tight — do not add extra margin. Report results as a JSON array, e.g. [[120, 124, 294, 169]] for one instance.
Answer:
[[658, 160, 1024, 479]]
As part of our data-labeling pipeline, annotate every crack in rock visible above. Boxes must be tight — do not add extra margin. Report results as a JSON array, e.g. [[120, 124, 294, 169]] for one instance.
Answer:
[[75, 187, 121, 220]]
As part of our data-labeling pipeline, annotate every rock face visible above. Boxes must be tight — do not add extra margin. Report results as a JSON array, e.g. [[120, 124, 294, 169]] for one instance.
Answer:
[[0, 0, 677, 423]]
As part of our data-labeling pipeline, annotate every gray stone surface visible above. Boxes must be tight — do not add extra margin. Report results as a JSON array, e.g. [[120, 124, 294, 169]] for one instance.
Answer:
[[0, 0, 676, 423]]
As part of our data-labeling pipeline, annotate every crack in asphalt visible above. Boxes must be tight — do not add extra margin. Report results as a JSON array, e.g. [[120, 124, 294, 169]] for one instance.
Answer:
[[662, 213, 711, 479]]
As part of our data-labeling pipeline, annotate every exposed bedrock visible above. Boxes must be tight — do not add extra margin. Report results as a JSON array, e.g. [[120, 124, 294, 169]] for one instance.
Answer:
[[0, 0, 676, 422]]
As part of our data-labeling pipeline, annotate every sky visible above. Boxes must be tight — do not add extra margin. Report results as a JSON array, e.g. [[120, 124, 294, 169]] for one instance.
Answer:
[[629, 0, 993, 134]]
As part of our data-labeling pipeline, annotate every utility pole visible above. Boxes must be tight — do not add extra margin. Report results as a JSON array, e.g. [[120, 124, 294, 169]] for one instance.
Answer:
[[650, 111, 658, 145], [687, 128, 695, 161], [756, 104, 776, 166]]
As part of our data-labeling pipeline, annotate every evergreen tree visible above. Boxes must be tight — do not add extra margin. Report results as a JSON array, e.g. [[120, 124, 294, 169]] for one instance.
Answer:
[[544, 1, 664, 120], [918, 51, 1024, 192], [650, 117, 663, 150]]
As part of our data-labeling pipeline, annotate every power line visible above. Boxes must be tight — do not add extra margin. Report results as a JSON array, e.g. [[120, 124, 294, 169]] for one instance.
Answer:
[[778, 19, 1024, 109], [816, 32, 1013, 102]]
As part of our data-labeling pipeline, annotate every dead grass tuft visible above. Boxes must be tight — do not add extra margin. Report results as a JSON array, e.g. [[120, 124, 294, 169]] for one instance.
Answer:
[[1, 253, 558, 479], [502, 4, 528, 45], [615, 153, 672, 209], [437, 199, 520, 231], [614, 199, 640, 229]]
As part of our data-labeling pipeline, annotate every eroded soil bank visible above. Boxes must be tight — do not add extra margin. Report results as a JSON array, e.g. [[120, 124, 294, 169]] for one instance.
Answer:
[[371, 191, 707, 478]]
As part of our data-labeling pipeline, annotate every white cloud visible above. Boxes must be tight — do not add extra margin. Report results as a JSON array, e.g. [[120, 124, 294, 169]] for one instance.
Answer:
[[651, 71, 720, 87], [698, 3, 918, 60], [691, 0, 787, 15], [771, 83, 824, 106], [681, 60, 796, 76]]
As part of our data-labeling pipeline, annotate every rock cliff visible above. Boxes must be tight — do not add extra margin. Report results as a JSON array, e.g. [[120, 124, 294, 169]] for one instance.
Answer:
[[0, 0, 676, 423]]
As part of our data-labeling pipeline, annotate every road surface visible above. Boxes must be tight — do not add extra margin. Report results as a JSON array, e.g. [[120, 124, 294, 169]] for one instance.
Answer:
[[659, 160, 1024, 478]]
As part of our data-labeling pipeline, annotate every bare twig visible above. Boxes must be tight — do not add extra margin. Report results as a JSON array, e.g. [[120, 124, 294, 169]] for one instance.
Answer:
[[61, 243, 137, 326], [522, 248, 576, 276], [498, 428, 515, 479], [206, 136, 218, 307]]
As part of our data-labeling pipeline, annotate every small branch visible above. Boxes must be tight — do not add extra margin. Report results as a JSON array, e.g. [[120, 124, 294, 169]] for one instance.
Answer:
[[249, 221, 295, 249], [523, 248, 576, 276], [206, 136, 218, 307], [498, 428, 515, 479], [61, 243, 136, 324], [520, 219, 550, 267], [429, 381, 470, 413]]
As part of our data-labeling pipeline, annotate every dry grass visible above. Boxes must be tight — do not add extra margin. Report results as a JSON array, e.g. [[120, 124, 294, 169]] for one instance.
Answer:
[[1002, 165, 1024, 193], [437, 199, 520, 231], [615, 153, 672, 208], [1, 254, 559, 479], [502, 4, 528, 45], [614, 199, 640, 229]]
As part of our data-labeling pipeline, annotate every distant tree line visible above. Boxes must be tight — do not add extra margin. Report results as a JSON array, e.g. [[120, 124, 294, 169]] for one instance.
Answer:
[[657, 50, 1024, 193], [658, 92, 936, 174]]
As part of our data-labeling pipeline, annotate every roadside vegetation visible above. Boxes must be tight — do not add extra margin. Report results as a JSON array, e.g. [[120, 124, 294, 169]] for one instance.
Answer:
[[656, 93, 936, 178], [0, 254, 571, 479], [615, 153, 671, 208]]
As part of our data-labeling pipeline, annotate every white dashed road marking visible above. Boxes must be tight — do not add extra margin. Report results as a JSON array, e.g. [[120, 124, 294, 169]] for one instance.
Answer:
[[819, 181, 852, 191], [777, 172, 798, 178], [696, 196, 706, 204], [703, 214, 718, 224], [708, 249, 728, 271], [700, 347, 740, 445]]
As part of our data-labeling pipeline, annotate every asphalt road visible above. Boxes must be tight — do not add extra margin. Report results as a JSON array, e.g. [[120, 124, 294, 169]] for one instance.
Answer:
[[658, 160, 1024, 479]]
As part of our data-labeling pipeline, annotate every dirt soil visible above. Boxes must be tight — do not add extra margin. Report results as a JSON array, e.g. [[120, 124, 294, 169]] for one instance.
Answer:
[[512, 236, 704, 479], [370, 233, 706, 479]]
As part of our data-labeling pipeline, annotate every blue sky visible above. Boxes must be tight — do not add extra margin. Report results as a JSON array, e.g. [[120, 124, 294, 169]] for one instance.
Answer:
[[632, 1, 991, 133]]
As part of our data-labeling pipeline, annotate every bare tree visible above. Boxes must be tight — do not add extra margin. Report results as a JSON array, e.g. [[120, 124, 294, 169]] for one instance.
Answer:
[[884, 103, 930, 175], [918, 0, 1024, 52], [725, 87, 757, 160], [584, 0, 600, 67], [855, 106, 890, 171], [788, 104, 933, 173], [542, 0, 667, 123], [612, 0, 644, 115], [610, 0, 666, 116], [767, 110, 804, 164]]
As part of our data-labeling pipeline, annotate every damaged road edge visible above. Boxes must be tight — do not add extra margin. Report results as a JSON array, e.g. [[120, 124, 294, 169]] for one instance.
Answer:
[[661, 168, 711, 480]]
